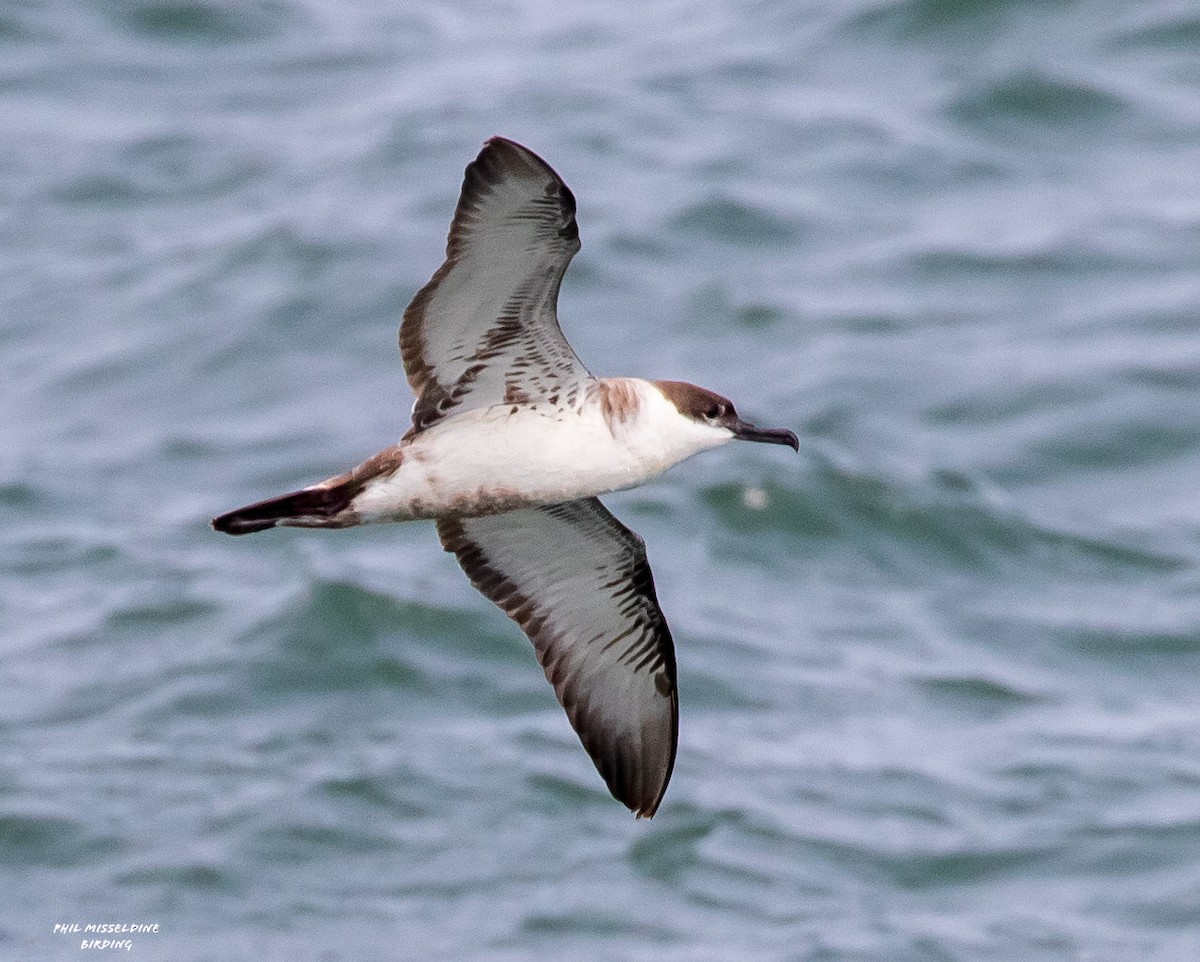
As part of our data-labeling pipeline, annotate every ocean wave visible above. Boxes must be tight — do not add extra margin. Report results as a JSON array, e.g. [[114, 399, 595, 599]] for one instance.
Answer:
[[701, 444, 1184, 577]]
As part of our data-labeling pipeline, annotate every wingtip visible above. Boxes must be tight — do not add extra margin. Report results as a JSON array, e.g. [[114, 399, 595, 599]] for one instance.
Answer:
[[618, 767, 672, 820], [475, 138, 573, 199], [633, 783, 669, 819], [482, 134, 534, 154], [478, 135, 526, 163]]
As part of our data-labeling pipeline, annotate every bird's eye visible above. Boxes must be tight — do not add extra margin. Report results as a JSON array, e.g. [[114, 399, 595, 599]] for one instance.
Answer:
[[705, 405, 722, 419]]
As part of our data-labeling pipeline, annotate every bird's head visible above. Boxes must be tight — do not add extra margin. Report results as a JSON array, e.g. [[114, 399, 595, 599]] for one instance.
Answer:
[[653, 381, 799, 451]]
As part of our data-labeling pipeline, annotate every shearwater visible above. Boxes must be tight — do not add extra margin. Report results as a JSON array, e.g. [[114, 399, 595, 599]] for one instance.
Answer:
[[213, 137, 797, 818]]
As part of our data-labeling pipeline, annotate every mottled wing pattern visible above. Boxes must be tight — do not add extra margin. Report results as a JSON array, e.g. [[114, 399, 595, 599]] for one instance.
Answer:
[[438, 498, 679, 818], [400, 137, 592, 433]]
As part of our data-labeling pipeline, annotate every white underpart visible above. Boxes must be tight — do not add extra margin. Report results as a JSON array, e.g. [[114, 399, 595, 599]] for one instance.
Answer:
[[351, 379, 732, 521]]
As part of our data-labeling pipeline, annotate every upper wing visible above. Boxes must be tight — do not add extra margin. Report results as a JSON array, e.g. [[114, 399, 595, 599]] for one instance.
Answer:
[[400, 137, 592, 434], [437, 498, 678, 818]]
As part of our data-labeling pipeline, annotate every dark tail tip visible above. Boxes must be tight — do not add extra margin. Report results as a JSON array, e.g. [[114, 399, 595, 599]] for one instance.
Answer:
[[211, 485, 355, 536], [211, 512, 278, 536]]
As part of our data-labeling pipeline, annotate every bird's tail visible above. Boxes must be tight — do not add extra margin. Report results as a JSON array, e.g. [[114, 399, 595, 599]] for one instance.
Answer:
[[211, 483, 358, 535]]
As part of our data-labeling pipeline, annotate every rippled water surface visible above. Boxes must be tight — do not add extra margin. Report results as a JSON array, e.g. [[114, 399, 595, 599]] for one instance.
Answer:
[[4, 1, 1200, 959]]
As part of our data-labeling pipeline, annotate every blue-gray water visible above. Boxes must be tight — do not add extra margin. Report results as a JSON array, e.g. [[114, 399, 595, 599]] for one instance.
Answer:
[[4, 1, 1200, 959]]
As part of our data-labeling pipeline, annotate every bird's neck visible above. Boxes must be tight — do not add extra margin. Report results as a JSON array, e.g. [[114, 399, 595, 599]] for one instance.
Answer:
[[593, 377, 732, 470]]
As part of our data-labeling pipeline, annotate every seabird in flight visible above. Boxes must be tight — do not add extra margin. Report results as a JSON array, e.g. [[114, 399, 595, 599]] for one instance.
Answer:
[[213, 137, 797, 817]]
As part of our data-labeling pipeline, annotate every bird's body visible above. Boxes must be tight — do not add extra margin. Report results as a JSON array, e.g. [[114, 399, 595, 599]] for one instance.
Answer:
[[214, 137, 797, 817], [237, 378, 733, 529]]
